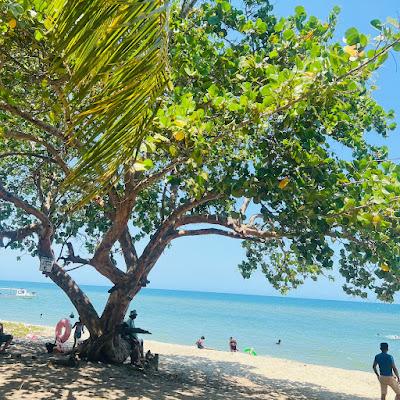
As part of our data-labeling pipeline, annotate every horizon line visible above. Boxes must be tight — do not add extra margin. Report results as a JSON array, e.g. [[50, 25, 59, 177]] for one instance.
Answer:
[[0, 278, 392, 306]]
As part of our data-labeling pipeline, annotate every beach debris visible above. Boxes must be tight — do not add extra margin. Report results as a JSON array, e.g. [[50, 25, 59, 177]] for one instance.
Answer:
[[243, 347, 257, 356], [144, 351, 159, 371], [50, 354, 80, 368]]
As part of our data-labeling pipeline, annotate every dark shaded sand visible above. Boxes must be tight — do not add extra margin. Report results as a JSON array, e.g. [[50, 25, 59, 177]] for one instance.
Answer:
[[0, 337, 378, 400]]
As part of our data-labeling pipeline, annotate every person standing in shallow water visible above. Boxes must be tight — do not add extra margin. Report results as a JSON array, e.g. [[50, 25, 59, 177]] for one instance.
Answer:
[[373, 342, 400, 400], [229, 337, 238, 352]]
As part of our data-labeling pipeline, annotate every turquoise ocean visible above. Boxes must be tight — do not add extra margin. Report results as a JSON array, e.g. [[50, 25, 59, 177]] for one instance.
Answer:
[[1, 279, 399, 372]]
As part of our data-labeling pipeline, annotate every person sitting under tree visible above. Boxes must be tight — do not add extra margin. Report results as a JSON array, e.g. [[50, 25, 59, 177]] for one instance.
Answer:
[[0, 322, 13, 354], [123, 310, 151, 365]]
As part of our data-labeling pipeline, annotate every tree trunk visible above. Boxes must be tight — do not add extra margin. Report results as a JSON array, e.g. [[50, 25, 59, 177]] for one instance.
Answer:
[[76, 284, 143, 364], [42, 237, 149, 364], [78, 333, 132, 364], [100, 288, 133, 333]]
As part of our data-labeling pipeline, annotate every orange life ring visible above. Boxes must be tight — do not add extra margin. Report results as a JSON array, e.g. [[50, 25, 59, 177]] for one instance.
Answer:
[[55, 318, 71, 343]]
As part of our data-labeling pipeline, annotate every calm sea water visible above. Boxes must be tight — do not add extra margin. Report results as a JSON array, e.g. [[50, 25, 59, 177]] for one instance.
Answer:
[[0, 279, 399, 372]]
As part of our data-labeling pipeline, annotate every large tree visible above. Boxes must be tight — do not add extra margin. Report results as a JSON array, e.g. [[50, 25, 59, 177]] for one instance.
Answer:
[[1, 0, 400, 362]]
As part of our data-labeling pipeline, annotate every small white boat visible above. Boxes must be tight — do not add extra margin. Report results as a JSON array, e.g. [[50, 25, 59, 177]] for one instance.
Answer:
[[0, 288, 36, 298]]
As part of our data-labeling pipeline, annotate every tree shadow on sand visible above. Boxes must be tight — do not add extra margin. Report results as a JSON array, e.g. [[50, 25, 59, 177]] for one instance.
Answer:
[[0, 341, 373, 400]]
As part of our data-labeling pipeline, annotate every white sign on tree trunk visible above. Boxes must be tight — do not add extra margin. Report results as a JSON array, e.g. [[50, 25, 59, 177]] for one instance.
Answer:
[[39, 256, 54, 272]]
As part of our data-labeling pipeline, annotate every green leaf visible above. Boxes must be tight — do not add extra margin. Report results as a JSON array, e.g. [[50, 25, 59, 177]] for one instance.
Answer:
[[377, 52, 389, 65], [208, 15, 220, 26], [359, 34, 368, 48], [295, 6, 306, 16], [283, 29, 295, 41], [269, 49, 279, 59], [143, 159, 154, 170], [34, 29, 43, 41], [345, 27, 360, 45], [43, 17, 53, 31], [239, 95, 248, 106], [255, 18, 267, 34], [220, 1, 231, 12], [370, 19, 382, 30], [274, 18, 285, 32], [393, 43, 400, 52], [169, 145, 178, 157]]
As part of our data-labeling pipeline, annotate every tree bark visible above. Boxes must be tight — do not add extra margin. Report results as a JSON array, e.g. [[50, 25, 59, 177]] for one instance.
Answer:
[[48, 263, 101, 337], [76, 284, 144, 363], [100, 288, 133, 334], [78, 332, 132, 364]]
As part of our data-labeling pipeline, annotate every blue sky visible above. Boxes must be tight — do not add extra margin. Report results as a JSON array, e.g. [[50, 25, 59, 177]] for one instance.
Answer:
[[2, 0, 400, 301]]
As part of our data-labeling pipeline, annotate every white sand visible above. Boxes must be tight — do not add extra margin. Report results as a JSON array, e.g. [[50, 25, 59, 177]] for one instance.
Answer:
[[148, 340, 378, 399], [0, 322, 382, 399]]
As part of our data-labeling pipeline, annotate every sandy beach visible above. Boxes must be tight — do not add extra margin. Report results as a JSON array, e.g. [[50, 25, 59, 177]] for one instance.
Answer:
[[0, 321, 379, 400]]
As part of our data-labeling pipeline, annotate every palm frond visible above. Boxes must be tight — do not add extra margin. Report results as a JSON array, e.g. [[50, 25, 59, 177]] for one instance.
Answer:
[[49, 0, 169, 195]]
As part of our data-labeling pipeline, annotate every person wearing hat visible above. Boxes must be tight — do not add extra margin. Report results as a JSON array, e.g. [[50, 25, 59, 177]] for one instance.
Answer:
[[125, 309, 148, 365], [126, 310, 138, 339]]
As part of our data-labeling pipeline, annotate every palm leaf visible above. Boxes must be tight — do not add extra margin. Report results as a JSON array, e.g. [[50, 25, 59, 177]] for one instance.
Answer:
[[48, 0, 169, 196]]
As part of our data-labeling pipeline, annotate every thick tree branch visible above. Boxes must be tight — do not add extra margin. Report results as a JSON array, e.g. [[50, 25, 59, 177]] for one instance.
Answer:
[[89, 188, 137, 283], [0, 101, 64, 140], [0, 224, 39, 247], [48, 263, 101, 336], [248, 214, 263, 226], [176, 213, 281, 240], [32, 169, 52, 215], [178, 213, 232, 227], [0, 151, 61, 166], [173, 228, 249, 240], [133, 193, 223, 285], [240, 198, 250, 215], [92, 205, 133, 270], [4, 130, 69, 173], [59, 242, 91, 265], [0, 181, 49, 224], [119, 227, 138, 273], [88, 255, 125, 284]]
